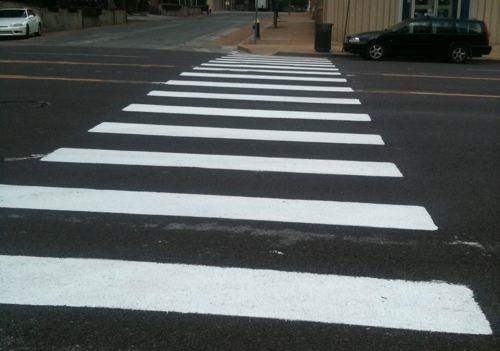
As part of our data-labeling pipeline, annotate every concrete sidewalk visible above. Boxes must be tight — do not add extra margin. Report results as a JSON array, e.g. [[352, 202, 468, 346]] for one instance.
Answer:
[[239, 12, 321, 56], [237, 12, 330, 56], [210, 12, 325, 56], [212, 11, 500, 60]]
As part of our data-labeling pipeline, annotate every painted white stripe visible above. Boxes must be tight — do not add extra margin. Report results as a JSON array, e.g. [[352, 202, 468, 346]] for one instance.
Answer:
[[90, 122, 383, 145], [202, 63, 338, 71], [193, 66, 341, 75], [226, 54, 332, 63], [123, 104, 370, 122], [215, 59, 335, 67], [221, 53, 332, 63], [0, 184, 437, 230], [1, 255, 491, 334], [181, 72, 347, 83], [165, 80, 353, 92], [42, 148, 401, 177], [147, 91, 361, 105], [212, 59, 335, 67], [226, 53, 331, 59]]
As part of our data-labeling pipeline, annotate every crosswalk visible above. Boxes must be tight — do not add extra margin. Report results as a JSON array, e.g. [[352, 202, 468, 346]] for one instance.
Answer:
[[0, 53, 492, 336], [122, 103, 369, 120]]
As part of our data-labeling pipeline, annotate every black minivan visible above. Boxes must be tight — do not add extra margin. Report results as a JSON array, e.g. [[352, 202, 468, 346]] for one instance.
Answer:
[[343, 18, 492, 63]]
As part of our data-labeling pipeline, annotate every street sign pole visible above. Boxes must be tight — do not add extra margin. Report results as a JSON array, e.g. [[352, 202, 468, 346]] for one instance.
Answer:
[[254, 0, 258, 44]]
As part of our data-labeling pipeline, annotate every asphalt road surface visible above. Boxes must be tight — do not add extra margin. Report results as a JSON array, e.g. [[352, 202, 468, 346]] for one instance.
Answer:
[[0, 11, 268, 52], [0, 13, 499, 351]]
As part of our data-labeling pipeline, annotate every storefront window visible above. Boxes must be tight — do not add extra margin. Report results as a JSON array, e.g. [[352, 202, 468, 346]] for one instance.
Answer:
[[403, 0, 469, 20], [436, 0, 452, 17], [414, 0, 435, 18]]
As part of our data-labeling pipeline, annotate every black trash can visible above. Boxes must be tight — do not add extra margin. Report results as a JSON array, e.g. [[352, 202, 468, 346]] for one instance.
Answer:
[[315, 23, 332, 52]]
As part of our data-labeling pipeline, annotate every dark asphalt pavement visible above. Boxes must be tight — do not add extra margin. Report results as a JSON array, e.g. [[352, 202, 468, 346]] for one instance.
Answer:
[[0, 12, 270, 52], [0, 17, 499, 350]]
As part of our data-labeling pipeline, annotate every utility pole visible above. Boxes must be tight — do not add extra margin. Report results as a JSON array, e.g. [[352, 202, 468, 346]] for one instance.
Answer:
[[254, 0, 259, 44], [273, 0, 278, 28]]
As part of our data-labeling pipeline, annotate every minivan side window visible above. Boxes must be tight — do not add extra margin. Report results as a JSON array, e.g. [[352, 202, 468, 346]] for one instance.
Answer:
[[433, 20, 456, 34], [408, 21, 431, 34], [456, 21, 482, 34]]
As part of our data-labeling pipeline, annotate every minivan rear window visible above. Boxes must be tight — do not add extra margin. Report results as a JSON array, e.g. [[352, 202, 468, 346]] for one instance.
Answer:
[[456, 21, 482, 34]]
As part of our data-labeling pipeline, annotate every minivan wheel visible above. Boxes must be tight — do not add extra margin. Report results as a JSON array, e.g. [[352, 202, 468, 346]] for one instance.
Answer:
[[366, 42, 385, 60], [449, 45, 469, 63]]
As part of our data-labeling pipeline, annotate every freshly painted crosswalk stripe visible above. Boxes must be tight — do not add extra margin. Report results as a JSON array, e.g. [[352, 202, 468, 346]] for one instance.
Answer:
[[211, 59, 335, 67], [90, 122, 383, 145], [214, 59, 335, 67], [193, 66, 341, 75], [227, 52, 331, 62], [224, 53, 332, 61], [123, 104, 370, 121], [1, 254, 491, 334], [222, 54, 332, 64], [147, 91, 361, 105], [165, 80, 353, 92], [42, 148, 401, 177], [181, 72, 347, 82], [202, 63, 339, 71], [0, 184, 437, 230]]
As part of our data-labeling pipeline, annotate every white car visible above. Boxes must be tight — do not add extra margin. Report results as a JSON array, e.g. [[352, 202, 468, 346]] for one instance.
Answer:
[[0, 8, 42, 38]]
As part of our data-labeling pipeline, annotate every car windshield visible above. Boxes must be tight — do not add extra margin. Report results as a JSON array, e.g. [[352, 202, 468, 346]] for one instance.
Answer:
[[0, 10, 27, 18]]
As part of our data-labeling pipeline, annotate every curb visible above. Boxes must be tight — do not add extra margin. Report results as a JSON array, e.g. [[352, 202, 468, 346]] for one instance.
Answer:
[[237, 43, 500, 61]]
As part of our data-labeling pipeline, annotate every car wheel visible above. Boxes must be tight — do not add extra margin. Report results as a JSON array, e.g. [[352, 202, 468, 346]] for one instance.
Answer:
[[449, 45, 469, 63], [35, 23, 42, 36], [24, 25, 30, 38], [366, 42, 385, 61]]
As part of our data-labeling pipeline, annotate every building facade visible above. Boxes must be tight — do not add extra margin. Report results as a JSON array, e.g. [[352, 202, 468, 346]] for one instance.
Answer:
[[207, 0, 271, 11], [318, 0, 499, 49]]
